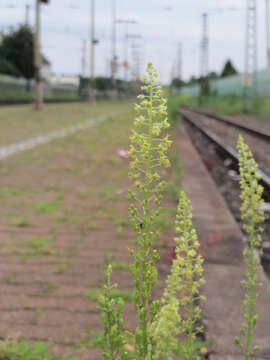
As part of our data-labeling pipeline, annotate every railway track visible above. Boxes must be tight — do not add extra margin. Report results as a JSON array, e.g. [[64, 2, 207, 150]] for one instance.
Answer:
[[180, 108, 270, 201], [187, 107, 270, 142], [180, 107, 270, 274]]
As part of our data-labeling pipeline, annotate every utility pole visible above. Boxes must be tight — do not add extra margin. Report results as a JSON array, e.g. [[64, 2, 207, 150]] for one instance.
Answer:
[[81, 39, 87, 77], [34, 0, 42, 110], [34, 0, 48, 110], [243, 0, 257, 111], [116, 19, 137, 84], [200, 13, 209, 78], [25, 4, 30, 27], [266, 0, 270, 67], [89, 0, 96, 103], [177, 42, 182, 80], [199, 12, 209, 103], [111, 0, 117, 94]]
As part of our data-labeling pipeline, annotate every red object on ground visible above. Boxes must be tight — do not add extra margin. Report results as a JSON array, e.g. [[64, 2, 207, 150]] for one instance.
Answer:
[[202, 158, 214, 171]]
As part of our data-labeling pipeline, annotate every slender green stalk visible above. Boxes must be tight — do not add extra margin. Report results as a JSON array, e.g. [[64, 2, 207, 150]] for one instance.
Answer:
[[128, 62, 171, 359], [236, 135, 264, 358], [98, 265, 127, 360], [187, 250, 194, 360]]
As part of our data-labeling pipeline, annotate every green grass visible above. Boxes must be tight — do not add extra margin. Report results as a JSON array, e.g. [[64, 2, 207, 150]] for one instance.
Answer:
[[171, 92, 270, 121], [57, 260, 71, 274], [13, 216, 31, 228], [0, 101, 126, 147], [34, 199, 61, 215], [110, 261, 129, 271], [43, 282, 60, 295], [56, 209, 80, 224], [0, 340, 72, 360], [15, 237, 54, 261], [3, 186, 27, 196]]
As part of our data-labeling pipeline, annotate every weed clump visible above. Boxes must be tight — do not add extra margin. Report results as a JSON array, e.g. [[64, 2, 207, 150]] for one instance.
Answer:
[[98, 63, 205, 359], [98, 65, 265, 360], [235, 135, 264, 359]]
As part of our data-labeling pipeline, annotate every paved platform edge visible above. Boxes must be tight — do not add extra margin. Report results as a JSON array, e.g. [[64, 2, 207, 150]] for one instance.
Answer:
[[175, 124, 270, 358]]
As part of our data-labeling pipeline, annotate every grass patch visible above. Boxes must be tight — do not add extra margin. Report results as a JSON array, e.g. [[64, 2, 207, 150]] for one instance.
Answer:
[[34, 199, 61, 215], [56, 209, 80, 224], [0, 340, 72, 360], [85, 288, 132, 302], [57, 260, 71, 274], [98, 184, 119, 202], [31, 308, 43, 326], [111, 261, 129, 271], [43, 282, 60, 295], [15, 237, 54, 261], [3, 186, 27, 197], [13, 216, 31, 228], [173, 92, 270, 121]]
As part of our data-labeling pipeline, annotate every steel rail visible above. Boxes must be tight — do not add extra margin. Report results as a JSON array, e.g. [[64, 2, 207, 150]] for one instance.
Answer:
[[184, 107, 270, 142], [180, 108, 270, 199]]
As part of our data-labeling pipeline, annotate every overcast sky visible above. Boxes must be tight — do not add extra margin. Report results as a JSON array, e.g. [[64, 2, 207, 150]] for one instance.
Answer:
[[0, 0, 268, 83]]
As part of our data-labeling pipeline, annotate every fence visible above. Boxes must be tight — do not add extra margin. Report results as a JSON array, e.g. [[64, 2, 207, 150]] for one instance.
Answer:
[[181, 68, 270, 97], [0, 74, 80, 103]]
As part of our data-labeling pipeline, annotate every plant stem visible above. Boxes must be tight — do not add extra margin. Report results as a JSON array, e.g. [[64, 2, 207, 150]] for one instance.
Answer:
[[139, 73, 153, 358], [187, 236, 194, 360], [244, 194, 256, 360]]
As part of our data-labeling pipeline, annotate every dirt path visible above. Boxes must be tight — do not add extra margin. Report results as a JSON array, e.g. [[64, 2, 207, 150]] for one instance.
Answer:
[[0, 103, 179, 359]]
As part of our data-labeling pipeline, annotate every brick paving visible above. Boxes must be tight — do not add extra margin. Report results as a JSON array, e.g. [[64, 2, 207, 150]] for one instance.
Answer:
[[0, 108, 176, 359]]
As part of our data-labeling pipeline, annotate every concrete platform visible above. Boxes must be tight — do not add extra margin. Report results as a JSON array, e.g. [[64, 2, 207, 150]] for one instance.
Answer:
[[176, 125, 270, 359]]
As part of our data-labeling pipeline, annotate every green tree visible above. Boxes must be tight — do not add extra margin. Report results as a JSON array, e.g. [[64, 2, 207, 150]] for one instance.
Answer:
[[0, 25, 34, 80], [0, 58, 20, 77], [221, 59, 238, 78], [171, 78, 185, 89]]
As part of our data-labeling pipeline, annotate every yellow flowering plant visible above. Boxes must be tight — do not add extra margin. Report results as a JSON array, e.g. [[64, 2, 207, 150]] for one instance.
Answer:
[[98, 63, 206, 360], [235, 135, 264, 359]]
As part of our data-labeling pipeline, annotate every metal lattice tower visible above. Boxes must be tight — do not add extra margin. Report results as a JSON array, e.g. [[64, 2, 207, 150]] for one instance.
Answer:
[[244, 0, 257, 93], [200, 13, 209, 78]]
